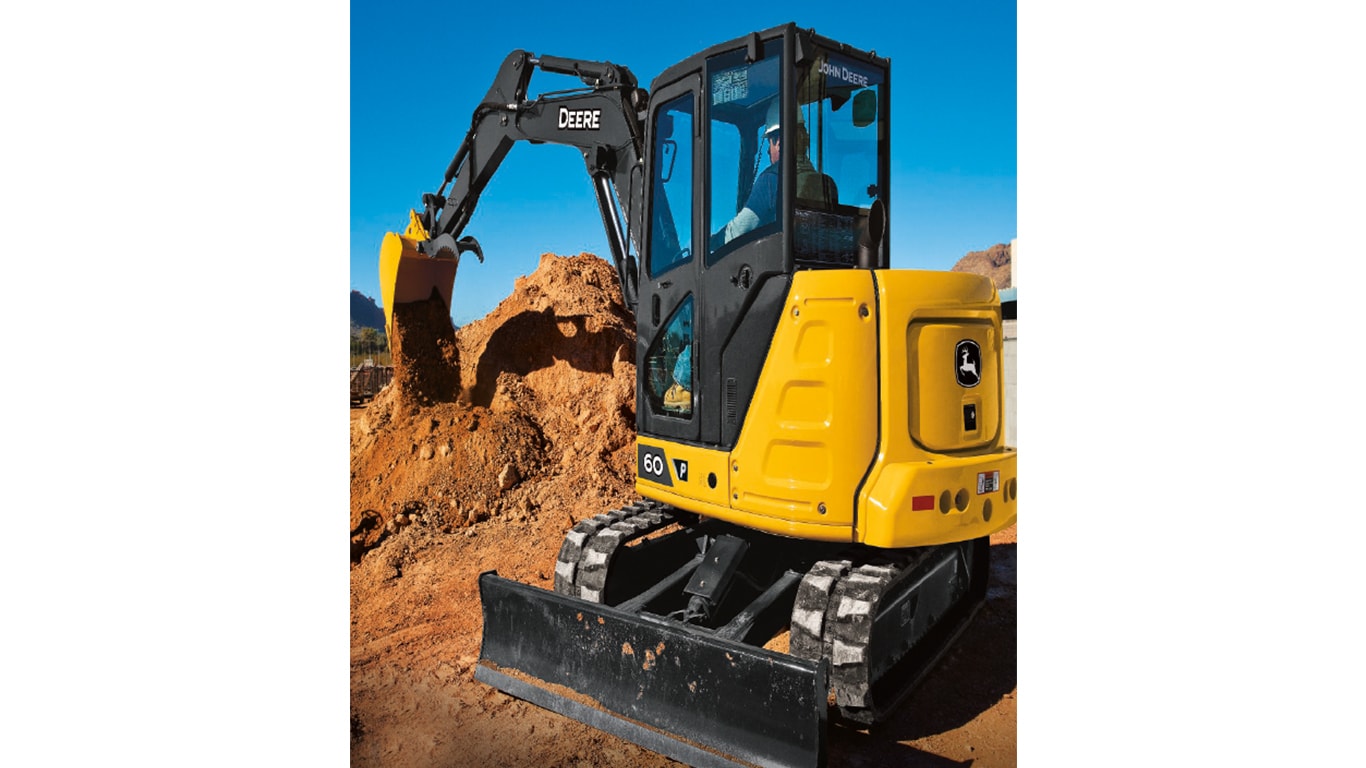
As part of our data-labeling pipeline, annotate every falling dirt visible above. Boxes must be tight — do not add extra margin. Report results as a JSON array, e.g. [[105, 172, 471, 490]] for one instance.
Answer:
[[351, 252, 1017, 767]]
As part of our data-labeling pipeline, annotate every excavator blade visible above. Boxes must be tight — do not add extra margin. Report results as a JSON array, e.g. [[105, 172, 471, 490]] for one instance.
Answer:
[[378, 212, 458, 339], [476, 572, 828, 768]]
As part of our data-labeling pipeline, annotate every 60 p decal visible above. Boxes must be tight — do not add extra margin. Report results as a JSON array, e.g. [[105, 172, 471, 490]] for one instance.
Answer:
[[643, 453, 666, 477], [638, 445, 674, 486]]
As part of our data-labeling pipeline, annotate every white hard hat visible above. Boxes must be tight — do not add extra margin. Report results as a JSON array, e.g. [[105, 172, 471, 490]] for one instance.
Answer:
[[764, 99, 782, 137], [764, 98, 802, 137]]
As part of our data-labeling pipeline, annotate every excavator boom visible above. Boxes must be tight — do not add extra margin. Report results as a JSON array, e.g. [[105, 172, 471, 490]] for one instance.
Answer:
[[380, 50, 647, 339]]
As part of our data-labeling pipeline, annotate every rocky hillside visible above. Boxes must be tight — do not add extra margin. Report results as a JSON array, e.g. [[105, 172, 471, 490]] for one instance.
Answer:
[[351, 290, 385, 332], [951, 243, 1012, 290]]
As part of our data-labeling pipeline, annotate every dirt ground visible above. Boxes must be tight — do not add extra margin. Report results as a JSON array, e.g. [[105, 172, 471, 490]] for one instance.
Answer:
[[351, 253, 1017, 767]]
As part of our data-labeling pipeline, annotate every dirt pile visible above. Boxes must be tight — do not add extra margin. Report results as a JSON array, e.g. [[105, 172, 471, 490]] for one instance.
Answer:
[[951, 242, 1013, 290], [350, 252, 637, 561]]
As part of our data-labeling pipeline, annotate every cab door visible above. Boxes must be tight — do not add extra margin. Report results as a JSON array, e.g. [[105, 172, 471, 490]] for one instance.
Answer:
[[699, 41, 788, 449], [638, 76, 702, 444]]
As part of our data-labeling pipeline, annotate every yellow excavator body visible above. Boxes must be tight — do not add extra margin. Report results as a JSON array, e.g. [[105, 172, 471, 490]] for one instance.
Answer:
[[637, 269, 1015, 548]]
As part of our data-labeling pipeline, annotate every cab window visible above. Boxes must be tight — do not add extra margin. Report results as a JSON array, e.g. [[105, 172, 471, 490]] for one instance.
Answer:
[[706, 45, 782, 265], [643, 296, 694, 418], [649, 94, 695, 277]]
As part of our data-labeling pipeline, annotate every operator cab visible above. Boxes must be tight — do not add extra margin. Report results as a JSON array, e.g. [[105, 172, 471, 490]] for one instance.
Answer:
[[638, 23, 890, 450]]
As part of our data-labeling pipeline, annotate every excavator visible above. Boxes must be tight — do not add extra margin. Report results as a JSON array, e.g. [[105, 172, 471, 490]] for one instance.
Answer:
[[378, 22, 1016, 768]]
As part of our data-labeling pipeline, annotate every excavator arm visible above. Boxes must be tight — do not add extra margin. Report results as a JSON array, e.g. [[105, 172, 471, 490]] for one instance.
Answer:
[[381, 50, 649, 337]]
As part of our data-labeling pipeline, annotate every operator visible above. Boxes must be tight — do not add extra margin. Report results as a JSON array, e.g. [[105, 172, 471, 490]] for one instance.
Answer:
[[711, 100, 834, 248], [664, 343, 692, 412]]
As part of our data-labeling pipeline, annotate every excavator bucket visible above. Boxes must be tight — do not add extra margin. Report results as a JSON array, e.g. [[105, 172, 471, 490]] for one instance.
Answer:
[[476, 572, 829, 768], [378, 211, 458, 339]]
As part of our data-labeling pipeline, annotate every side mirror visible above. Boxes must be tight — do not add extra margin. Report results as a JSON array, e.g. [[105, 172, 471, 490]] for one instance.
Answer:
[[852, 90, 877, 128], [857, 198, 886, 269]]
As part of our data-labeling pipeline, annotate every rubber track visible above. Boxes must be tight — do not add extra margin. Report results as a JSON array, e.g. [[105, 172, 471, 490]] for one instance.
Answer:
[[829, 561, 901, 710], [552, 500, 675, 602], [789, 559, 850, 661], [789, 551, 933, 713]]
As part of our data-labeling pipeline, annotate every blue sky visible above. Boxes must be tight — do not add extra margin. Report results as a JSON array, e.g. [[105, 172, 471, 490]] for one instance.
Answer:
[[351, 1, 1016, 324]]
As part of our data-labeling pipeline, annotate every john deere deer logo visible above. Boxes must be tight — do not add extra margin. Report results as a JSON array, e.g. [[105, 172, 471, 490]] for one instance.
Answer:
[[955, 340, 981, 388]]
